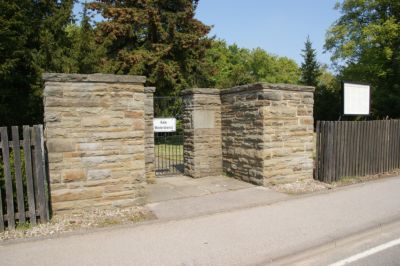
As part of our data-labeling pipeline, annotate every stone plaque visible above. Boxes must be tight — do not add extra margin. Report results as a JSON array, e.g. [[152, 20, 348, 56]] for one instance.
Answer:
[[193, 110, 215, 129]]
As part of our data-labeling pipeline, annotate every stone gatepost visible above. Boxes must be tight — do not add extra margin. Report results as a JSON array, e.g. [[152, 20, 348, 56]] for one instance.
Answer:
[[182, 88, 223, 178], [43, 73, 147, 212], [220, 83, 315, 185], [144, 87, 156, 184]]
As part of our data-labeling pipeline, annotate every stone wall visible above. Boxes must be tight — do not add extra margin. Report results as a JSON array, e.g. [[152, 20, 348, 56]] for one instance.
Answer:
[[144, 87, 156, 184], [221, 83, 314, 185], [43, 73, 147, 212], [220, 85, 264, 185], [43, 75, 314, 213], [182, 88, 223, 178]]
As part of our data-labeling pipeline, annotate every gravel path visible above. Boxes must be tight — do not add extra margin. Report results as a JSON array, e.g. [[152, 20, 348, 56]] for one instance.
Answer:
[[0, 206, 154, 241], [269, 170, 400, 194]]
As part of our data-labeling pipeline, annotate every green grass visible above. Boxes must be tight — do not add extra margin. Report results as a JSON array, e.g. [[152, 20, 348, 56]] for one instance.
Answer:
[[16, 221, 31, 230], [333, 176, 361, 186], [155, 144, 183, 160]]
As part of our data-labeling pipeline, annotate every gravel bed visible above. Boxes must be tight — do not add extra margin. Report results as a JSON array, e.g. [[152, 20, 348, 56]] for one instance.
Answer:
[[0, 206, 155, 241], [269, 170, 400, 195], [270, 178, 331, 194]]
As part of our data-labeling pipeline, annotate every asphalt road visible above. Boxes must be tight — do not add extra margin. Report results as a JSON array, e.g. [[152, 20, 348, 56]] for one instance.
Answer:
[[351, 244, 400, 266], [274, 217, 400, 266], [1, 176, 400, 266]]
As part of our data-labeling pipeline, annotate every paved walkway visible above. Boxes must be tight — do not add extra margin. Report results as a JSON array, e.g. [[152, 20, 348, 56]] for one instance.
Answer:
[[146, 175, 288, 219], [147, 175, 256, 203], [1, 176, 400, 266]]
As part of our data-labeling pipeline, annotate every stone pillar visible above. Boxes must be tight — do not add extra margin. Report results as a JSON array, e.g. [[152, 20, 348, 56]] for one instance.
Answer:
[[220, 83, 315, 185], [144, 87, 156, 184], [182, 88, 223, 178], [43, 73, 147, 212]]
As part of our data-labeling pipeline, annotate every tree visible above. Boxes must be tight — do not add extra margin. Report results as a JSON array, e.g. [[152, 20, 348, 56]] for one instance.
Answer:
[[314, 66, 342, 121], [35, 0, 76, 73], [203, 41, 254, 88], [248, 48, 300, 84], [88, 0, 211, 96], [325, 0, 400, 118], [0, 0, 74, 126], [0, 0, 39, 126], [298, 36, 341, 121], [300, 36, 320, 86], [67, 4, 106, 74], [203, 40, 301, 88]]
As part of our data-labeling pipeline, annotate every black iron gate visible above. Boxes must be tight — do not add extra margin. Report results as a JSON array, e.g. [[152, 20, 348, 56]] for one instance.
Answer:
[[154, 97, 184, 176]]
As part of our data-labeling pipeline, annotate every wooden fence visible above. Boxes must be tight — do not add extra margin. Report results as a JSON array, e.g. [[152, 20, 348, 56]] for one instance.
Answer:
[[0, 125, 49, 231], [315, 120, 400, 183]]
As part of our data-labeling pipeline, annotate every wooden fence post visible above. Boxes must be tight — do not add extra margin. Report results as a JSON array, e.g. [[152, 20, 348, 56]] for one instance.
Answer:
[[315, 121, 320, 181], [23, 126, 37, 225], [11, 126, 26, 224], [33, 125, 48, 222], [0, 127, 15, 229]]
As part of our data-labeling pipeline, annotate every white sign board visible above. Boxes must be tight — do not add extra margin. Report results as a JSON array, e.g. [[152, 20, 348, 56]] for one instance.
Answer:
[[343, 82, 370, 115], [153, 118, 176, 132]]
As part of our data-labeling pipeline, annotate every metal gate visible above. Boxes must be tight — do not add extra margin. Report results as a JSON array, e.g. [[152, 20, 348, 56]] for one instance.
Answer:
[[154, 96, 184, 176]]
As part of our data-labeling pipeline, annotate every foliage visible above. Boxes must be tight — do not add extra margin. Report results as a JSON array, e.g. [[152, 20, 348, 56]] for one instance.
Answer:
[[0, 0, 75, 127], [325, 0, 400, 118], [66, 6, 106, 74], [300, 36, 321, 86], [299, 36, 341, 121], [204, 40, 301, 88], [314, 66, 342, 121], [249, 48, 301, 84], [88, 0, 212, 96], [204, 41, 254, 88]]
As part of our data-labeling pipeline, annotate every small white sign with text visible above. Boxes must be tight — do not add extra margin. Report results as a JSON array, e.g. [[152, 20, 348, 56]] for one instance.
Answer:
[[153, 118, 176, 132], [343, 82, 370, 115]]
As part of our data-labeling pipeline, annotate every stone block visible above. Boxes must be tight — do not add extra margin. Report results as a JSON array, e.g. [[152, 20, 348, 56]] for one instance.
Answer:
[[79, 143, 101, 151], [45, 112, 61, 123], [125, 111, 144, 118], [47, 139, 75, 153], [82, 116, 111, 127], [62, 169, 86, 182], [258, 91, 282, 101], [51, 188, 103, 202], [87, 169, 112, 180]]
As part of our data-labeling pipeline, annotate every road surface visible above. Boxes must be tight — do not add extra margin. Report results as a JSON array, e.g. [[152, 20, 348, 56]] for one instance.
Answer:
[[1, 177, 400, 265]]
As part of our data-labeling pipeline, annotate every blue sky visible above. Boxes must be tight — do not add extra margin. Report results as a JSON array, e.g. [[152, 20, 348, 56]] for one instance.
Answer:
[[74, 0, 340, 66]]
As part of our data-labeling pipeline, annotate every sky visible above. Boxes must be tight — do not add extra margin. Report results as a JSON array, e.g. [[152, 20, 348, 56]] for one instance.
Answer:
[[73, 0, 341, 66]]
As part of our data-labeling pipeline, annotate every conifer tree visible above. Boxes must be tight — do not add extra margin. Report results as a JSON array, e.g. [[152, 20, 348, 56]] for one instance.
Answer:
[[75, 4, 104, 74], [0, 0, 74, 126], [88, 0, 211, 95], [300, 36, 320, 87]]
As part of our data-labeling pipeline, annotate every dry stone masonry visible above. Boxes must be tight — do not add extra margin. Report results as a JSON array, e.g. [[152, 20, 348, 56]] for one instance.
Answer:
[[182, 88, 223, 178], [43, 73, 148, 212], [42, 74, 315, 214], [144, 87, 156, 184], [220, 83, 315, 185]]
